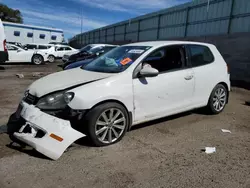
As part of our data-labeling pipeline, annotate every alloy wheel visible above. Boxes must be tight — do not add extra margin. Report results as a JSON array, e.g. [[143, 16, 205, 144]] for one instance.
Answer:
[[212, 87, 226, 112], [95, 108, 126, 144]]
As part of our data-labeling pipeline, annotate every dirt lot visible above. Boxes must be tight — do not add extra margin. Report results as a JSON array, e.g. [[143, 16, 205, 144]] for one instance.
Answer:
[[0, 62, 250, 188]]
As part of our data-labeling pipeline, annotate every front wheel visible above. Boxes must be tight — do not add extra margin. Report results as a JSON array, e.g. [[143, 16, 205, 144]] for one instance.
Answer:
[[84, 102, 129, 146], [48, 55, 55, 63], [32, 54, 44, 65], [207, 84, 228, 114]]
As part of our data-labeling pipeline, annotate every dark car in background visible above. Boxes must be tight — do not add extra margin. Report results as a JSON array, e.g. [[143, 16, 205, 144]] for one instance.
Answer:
[[60, 44, 118, 69]]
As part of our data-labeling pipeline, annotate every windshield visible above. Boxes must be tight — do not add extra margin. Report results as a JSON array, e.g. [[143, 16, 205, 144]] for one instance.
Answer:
[[82, 46, 151, 73], [80, 45, 92, 52], [88, 46, 104, 54]]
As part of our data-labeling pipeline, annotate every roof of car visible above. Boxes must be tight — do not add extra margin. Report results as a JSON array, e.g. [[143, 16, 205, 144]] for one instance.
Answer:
[[24, 43, 52, 45], [123, 41, 214, 47]]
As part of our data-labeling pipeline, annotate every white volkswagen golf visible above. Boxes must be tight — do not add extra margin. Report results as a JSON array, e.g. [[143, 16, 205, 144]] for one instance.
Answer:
[[9, 41, 230, 160]]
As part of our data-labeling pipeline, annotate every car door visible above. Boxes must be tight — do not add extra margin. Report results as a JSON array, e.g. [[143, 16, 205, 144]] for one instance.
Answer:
[[132, 45, 195, 123], [186, 44, 217, 107], [56, 47, 66, 58], [6, 45, 19, 62]]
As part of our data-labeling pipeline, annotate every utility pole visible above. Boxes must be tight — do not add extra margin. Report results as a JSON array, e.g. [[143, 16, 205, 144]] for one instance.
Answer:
[[80, 8, 83, 47]]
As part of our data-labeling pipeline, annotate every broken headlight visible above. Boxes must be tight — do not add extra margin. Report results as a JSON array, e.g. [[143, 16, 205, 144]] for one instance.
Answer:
[[36, 91, 74, 110]]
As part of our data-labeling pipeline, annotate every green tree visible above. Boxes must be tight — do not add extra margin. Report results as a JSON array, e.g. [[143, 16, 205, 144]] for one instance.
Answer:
[[0, 3, 23, 23]]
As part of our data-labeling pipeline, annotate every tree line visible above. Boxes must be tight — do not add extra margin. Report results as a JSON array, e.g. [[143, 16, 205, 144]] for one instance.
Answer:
[[0, 3, 23, 23]]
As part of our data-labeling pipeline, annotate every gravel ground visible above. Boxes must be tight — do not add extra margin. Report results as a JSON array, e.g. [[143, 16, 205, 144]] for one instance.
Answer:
[[0, 62, 250, 188]]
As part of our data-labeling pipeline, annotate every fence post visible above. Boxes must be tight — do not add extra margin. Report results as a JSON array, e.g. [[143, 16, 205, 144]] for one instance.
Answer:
[[184, 7, 190, 37], [137, 20, 141, 41], [156, 14, 161, 40], [124, 24, 127, 41], [105, 29, 107, 43], [99, 29, 101, 43], [227, 0, 235, 34], [113, 26, 116, 43]]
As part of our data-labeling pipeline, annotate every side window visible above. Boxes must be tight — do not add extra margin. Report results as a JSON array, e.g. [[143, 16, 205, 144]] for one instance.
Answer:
[[7, 45, 18, 51], [26, 44, 37, 50], [56, 47, 64, 51], [14, 31, 20, 37], [38, 45, 48, 49], [143, 45, 186, 73], [64, 47, 72, 51], [27, 32, 33, 38], [39, 34, 45, 39], [188, 45, 214, 67]]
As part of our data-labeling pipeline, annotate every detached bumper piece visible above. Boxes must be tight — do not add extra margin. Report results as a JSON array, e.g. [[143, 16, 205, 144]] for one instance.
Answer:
[[14, 102, 86, 160]]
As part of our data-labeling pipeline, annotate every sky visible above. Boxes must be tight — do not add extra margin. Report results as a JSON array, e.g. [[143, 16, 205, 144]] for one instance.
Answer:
[[1, 0, 190, 40]]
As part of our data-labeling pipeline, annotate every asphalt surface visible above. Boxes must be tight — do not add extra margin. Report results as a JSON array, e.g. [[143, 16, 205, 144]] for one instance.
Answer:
[[0, 62, 250, 188]]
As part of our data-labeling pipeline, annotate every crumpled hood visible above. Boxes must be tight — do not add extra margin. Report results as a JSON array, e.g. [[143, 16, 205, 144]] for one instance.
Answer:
[[28, 68, 113, 97]]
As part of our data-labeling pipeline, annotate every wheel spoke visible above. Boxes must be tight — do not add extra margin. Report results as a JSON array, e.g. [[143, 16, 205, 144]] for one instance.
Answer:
[[220, 92, 226, 98], [96, 126, 108, 135], [111, 127, 119, 138], [102, 112, 109, 123], [97, 120, 106, 126], [113, 124, 125, 130], [109, 108, 114, 120], [111, 111, 121, 122], [114, 117, 125, 125], [100, 128, 108, 141], [108, 129, 112, 143], [217, 101, 221, 110]]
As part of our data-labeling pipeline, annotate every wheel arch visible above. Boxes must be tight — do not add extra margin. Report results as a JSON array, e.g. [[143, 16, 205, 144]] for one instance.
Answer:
[[89, 99, 133, 131], [32, 54, 44, 64], [217, 82, 229, 103], [208, 82, 229, 105]]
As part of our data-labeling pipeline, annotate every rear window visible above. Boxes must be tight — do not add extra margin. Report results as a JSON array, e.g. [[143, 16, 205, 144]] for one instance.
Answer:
[[25, 44, 37, 49], [38, 45, 48, 49], [188, 45, 214, 67]]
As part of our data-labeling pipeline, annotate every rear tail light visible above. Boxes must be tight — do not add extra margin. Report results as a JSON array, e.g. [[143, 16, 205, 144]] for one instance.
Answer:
[[3, 39, 7, 52], [226, 64, 230, 74]]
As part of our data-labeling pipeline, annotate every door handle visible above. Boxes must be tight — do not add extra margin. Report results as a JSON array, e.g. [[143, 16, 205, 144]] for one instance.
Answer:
[[184, 75, 193, 80]]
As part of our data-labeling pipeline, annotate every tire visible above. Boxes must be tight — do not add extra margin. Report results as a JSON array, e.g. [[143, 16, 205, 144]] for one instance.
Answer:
[[207, 84, 228, 114], [32, 54, 44, 65], [48, 55, 55, 63], [84, 102, 129, 147]]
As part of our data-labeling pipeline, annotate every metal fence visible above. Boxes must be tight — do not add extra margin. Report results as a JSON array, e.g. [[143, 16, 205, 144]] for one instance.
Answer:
[[69, 0, 250, 48]]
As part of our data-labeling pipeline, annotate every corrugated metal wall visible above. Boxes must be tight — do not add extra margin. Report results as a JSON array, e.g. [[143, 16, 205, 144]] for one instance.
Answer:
[[69, 0, 250, 48]]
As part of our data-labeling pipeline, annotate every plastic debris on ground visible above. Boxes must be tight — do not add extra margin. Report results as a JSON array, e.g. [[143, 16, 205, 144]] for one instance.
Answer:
[[201, 147, 216, 154], [32, 72, 44, 77], [245, 101, 250, 106], [221, 129, 231, 133], [16, 74, 24, 78]]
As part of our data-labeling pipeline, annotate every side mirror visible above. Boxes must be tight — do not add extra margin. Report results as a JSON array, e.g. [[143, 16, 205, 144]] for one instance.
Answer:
[[139, 66, 159, 77]]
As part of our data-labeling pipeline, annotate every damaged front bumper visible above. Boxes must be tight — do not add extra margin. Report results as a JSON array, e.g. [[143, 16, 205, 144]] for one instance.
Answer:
[[13, 101, 86, 160]]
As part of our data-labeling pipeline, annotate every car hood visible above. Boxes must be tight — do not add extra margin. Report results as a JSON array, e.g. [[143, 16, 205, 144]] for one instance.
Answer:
[[28, 68, 114, 97]]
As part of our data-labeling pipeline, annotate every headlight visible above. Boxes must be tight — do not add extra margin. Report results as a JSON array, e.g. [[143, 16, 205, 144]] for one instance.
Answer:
[[36, 91, 74, 110]]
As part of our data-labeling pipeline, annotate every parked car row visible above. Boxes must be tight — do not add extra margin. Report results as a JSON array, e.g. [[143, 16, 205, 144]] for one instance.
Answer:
[[8, 40, 230, 160], [60, 44, 118, 70]]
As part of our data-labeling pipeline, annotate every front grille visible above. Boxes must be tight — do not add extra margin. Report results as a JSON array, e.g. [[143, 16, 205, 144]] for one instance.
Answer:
[[23, 93, 38, 105]]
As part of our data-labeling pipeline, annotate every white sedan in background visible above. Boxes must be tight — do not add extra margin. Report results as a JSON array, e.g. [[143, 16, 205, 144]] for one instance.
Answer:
[[6, 44, 49, 65], [44, 45, 79, 63]]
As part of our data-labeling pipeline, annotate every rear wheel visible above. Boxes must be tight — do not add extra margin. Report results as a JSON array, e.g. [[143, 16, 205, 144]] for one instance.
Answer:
[[84, 102, 129, 146], [32, 54, 44, 65], [48, 55, 55, 63], [207, 84, 228, 114]]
